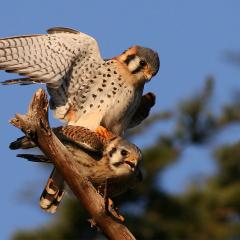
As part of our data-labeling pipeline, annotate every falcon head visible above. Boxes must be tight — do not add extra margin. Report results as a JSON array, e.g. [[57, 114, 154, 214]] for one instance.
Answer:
[[116, 46, 160, 83], [104, 137, 142, 177]]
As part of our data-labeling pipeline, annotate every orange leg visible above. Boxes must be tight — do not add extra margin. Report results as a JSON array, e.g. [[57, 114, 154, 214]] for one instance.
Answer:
[[95, 126, 114, 140]]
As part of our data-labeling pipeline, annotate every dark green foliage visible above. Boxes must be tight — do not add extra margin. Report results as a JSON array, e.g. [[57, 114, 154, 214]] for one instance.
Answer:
[[12, 78, 240, 240], [175, 77, 216, 144]]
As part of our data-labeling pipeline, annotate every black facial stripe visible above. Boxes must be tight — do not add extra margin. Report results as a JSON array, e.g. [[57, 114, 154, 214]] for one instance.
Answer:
[[124, 54, 136, 65], [113, 161, 123, 167], [131, 65, 143, 74], [109, 147, 117, 157]]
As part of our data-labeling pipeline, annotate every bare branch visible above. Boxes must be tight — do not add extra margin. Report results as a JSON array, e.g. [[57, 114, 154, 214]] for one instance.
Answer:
[[10, 88, 136, 240]]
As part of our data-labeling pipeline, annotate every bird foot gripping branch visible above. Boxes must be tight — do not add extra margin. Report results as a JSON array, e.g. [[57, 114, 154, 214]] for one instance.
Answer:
[[9, 88, 136, 240], [88, 198, 125, 231], [105, 197, 125, 223]]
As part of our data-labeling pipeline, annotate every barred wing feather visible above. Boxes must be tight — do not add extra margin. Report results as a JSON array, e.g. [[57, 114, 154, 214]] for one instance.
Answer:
[[0, 27, 102, 88]]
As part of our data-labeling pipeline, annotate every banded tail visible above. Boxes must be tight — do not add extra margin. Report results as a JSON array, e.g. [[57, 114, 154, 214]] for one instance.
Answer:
[[40, 167, 65, 214], [9, 136, 36, 150]]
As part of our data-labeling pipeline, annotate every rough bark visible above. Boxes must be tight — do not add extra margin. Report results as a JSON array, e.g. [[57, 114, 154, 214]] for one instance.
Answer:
[[10, 88, 136, 240]]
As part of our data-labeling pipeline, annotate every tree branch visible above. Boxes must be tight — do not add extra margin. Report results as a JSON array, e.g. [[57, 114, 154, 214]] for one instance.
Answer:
[[10, 88, 136, 240]]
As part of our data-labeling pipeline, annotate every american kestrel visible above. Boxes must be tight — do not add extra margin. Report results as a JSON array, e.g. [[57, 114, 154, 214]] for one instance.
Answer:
[[10, 126, 142, 213], [0, 27, 160, 136]]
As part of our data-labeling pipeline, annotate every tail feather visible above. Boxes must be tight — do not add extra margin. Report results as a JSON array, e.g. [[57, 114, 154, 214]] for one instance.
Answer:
[[9, 136, 36, 150], [17, 154, 51, 163], [1, 77, 37, 85], [40, 167, 65, 213]]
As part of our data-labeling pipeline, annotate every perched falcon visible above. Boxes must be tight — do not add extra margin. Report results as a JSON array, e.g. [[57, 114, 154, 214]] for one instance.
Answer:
[[0, 27, 160, 135], [10, 126, 142, 213]]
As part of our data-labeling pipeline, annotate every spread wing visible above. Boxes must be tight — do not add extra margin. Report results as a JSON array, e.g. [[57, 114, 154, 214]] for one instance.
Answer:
[[0, 27, 102, 88]]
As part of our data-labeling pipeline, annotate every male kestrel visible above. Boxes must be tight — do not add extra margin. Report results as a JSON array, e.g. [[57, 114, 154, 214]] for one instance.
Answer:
[[0, 27, 160, 136]]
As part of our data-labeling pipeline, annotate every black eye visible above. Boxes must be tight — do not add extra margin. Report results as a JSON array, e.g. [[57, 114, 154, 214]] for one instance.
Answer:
[[140, 60, 146, 67], [121, 149, 128, 156]]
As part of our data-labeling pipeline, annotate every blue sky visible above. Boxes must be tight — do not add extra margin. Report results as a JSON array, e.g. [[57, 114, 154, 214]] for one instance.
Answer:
[[0, 1, 239, 239]]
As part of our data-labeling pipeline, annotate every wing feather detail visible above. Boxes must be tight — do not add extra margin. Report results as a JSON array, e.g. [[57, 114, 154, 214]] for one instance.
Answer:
[[0, 27, 102, 87]]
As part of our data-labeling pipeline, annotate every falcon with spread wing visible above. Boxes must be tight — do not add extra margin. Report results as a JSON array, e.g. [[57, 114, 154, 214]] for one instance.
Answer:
[[0, 27, 159, 135]]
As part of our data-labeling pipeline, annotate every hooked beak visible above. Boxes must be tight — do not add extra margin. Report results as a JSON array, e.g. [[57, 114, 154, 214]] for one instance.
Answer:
[[144, 68, 155, 82], [144, 72, 153, 82], [125, 160, 137, 171]]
